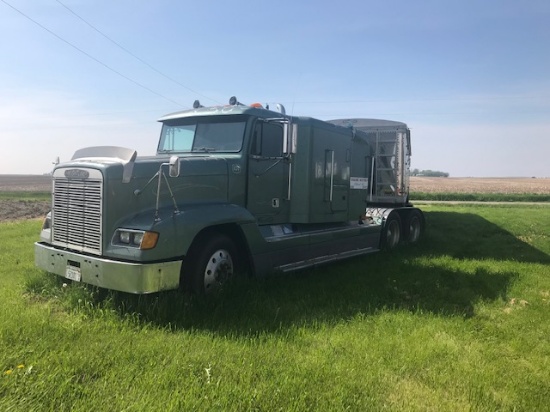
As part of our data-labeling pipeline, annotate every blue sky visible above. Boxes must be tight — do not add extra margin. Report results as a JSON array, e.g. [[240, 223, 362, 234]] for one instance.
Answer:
[[1, 0, 549, 176]]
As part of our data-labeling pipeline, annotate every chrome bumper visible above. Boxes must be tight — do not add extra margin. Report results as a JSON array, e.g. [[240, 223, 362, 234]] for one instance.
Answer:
[[35, 242, 182, 294]]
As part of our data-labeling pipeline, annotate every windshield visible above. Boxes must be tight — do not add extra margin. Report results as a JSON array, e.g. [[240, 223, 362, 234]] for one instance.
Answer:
[[158, 115, 247, 153]]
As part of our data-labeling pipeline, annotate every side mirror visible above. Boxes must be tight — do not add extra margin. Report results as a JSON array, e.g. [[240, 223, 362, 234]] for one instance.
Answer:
[[168, 155, 180, 177], [283, 124, 289, 154], [283, 123, 298, 155]]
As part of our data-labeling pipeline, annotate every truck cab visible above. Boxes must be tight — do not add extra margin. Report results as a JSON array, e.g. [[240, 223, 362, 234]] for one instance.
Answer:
[[35, 97, 423, 295]]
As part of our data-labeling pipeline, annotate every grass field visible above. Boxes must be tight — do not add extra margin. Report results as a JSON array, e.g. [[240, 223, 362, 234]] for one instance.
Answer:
[[1, 204, 549, 410]]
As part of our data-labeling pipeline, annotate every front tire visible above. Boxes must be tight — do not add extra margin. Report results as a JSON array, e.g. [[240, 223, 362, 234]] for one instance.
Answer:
[[187, 235, 238, 295]]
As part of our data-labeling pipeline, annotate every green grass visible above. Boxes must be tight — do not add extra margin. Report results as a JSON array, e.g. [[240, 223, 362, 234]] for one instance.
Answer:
[[410, 191, 550, 202], [1, 205, 549, 410], [0, 191, 51, 201]]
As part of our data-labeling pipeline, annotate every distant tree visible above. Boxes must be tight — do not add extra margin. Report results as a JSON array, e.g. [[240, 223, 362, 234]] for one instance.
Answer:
[[412, 169, 449, 177]]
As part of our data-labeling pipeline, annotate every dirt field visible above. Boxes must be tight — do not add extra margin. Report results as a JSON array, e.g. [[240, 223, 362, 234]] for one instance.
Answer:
[[1, 175, 550, 222], [0, 175, 52, 221], [0, 199, 50, 222], [410, 176, 550, 194], [0, 174, 52, 192]]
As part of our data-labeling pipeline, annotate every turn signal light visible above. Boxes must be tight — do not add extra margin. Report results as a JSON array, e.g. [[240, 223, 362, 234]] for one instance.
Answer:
[[140, 232, 159, 250], [113, 229, 159, 250]]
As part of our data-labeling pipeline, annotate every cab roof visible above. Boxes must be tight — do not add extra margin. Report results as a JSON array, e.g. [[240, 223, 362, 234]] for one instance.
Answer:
[[158, 104, 286, 122]]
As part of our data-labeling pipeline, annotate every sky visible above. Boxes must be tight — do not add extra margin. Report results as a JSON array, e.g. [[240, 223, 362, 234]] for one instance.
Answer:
[[1, 0, 549, 177]]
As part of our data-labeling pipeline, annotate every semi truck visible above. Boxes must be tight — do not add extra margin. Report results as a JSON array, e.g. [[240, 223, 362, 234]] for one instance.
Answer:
[[35, 97, 424, 295]]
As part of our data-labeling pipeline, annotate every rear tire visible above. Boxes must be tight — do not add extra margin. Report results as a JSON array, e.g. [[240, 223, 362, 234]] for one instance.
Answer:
[[186, 234, 238, 295], [382, 213, 401, 251], [404, 209, 423, 243]]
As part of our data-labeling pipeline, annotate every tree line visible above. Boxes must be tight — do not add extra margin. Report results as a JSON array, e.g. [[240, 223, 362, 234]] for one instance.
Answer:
[[411, 169, 449, 177]]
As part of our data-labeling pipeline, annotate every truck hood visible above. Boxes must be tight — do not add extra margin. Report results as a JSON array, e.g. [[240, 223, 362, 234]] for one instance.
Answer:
[[54, 153, 230, 228]]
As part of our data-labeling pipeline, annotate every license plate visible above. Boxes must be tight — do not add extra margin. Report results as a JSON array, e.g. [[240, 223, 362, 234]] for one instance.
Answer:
[[65, 265, 81, 282]]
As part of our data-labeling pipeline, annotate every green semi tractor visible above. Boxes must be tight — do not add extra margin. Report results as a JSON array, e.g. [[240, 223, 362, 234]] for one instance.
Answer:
[[35, 97, 424, 295]]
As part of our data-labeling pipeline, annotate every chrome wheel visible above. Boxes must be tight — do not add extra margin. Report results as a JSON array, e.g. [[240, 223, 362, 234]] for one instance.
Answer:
[[186, 234, 239, 295], [382, 213, 402, 251], [386, 219, 401, 249], [203, 248, 234, 293], [404, 210, 423, 244], [407, 215, 421, 243]]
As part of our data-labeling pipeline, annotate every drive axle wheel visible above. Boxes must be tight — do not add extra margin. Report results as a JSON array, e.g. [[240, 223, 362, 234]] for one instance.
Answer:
[[382, 213, 401, 251], [188, 234, 238, 295], [404, 209, 423, 243]]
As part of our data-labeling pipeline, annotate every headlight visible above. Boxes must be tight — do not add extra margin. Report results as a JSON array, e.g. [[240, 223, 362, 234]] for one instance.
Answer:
[[113, 229, 159, 250], [132, 232, 144, 246], [119, 231, 131, 244]]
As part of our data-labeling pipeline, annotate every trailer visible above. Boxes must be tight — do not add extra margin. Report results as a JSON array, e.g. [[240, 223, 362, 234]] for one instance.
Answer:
[[35, 97, 424, 295]]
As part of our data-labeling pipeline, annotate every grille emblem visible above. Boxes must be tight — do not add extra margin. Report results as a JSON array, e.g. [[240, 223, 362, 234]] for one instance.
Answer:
[[64, 169, 90, 179]]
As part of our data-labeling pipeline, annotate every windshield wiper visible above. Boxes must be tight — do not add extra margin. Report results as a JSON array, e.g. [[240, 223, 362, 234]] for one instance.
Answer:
[[193, 147, 215, 152]]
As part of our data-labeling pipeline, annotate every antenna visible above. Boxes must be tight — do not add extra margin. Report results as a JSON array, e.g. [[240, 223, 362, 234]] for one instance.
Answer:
[[290, 72, 302, 119]]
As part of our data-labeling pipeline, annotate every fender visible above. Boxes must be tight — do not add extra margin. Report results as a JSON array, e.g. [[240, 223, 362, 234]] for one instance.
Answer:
[[105, 202, 258, 262]]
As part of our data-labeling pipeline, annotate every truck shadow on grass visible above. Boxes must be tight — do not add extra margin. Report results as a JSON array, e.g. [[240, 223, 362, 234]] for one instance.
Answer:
[[98, 211, 549, 335], [421, 211, 550, 264]]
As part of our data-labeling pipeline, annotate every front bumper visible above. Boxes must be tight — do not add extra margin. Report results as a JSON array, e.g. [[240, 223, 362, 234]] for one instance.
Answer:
[[35, 242, 182, 294]]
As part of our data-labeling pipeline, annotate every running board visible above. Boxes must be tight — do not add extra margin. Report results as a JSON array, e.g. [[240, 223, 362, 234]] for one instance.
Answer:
[[276, 247, 379, 273]]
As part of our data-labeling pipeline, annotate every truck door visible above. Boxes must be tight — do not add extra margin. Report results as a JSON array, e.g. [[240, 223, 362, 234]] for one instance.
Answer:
[[247, 120, 290, 224]]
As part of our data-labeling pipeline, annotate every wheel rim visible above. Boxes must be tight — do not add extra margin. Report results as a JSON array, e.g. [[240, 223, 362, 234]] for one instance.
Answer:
[[408, 216, 421, 243], [203, 248, 234, 292], [387, 220, 400, 249]]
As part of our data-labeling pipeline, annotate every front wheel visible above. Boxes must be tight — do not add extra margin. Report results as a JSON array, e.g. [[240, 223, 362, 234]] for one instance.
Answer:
[[382, 213, 402, 251], [187, 235, 238, 295]]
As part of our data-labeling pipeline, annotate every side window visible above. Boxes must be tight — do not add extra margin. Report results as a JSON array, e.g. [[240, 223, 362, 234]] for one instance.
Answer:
[[251, 122, 283, 157], [251, 123, 262, 156]]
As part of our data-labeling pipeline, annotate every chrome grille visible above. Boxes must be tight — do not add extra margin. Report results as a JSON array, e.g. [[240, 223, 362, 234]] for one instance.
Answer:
[[52, 175, 103, 255]]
